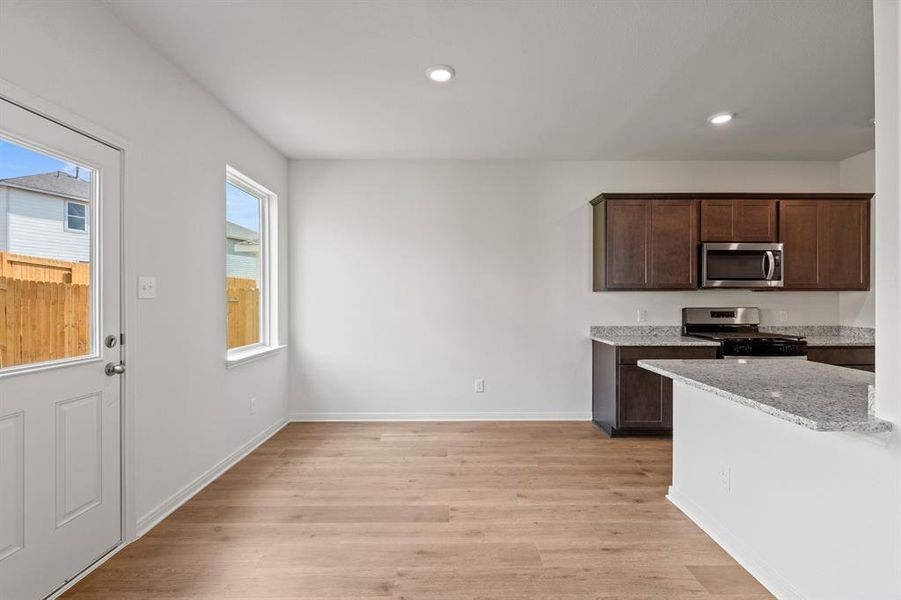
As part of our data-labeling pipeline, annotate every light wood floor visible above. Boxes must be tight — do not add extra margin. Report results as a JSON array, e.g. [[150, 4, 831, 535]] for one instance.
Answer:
[[65, 422, 772, 599]]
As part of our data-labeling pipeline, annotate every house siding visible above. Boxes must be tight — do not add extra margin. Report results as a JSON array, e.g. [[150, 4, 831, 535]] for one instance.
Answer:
[[226, 237, 259, 280], [8, 187, 90, 262], [0, 186, 8, 250]]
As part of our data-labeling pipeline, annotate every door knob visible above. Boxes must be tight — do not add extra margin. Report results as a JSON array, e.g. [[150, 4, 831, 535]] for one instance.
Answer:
[[105, 362, 126, 376]]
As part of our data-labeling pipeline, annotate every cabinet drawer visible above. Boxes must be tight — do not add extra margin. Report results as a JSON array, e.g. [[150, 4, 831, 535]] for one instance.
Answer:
[[806, 347, 875, 366], [617, 346, 719, 365]]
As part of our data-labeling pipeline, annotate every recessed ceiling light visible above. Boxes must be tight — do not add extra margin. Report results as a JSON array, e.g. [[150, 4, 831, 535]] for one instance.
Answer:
[[708, 112, 734, 125], [426, 65, 455, 83]]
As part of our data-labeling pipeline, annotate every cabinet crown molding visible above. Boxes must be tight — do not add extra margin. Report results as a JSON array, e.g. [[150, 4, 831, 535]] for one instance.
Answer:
[[589, 192, 874, 206]]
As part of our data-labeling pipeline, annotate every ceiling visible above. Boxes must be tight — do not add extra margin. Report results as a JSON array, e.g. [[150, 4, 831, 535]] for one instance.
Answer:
[[105, 0, 874, 161]]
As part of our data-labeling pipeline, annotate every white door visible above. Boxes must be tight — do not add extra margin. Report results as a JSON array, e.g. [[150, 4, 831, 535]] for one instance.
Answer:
[[0, 99, 122, 599]]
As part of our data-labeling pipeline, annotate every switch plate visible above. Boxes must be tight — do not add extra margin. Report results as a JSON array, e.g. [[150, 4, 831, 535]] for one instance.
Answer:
[[637, 309, 648, 323], [138, 276, 157, 299], [719, 464, 731, 492], [250, 397, 257, 414], [474, 378, 485, 393]]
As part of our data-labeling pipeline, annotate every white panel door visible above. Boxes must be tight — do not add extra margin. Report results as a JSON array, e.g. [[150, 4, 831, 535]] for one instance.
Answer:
[[0, 99, 121, 600]]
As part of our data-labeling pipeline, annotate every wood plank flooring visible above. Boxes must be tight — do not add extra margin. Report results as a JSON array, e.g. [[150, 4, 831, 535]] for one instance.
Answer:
[[65, 422, 773, 599]]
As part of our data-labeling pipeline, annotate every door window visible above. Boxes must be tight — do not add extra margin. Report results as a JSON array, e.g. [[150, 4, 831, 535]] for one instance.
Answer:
[[0, 138, 96, 369]]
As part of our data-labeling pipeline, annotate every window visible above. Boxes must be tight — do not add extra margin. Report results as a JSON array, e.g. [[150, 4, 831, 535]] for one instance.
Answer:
[[65, 201, 87, 232], [225, 166, 278, 362], [0, 136, 96, 370]]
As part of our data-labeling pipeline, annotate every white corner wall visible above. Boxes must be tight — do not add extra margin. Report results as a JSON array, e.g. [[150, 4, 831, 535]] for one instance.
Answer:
[[0, 1, 289, 531], [289, 160, 849, 420], [874, 0, 901, 426], [872, 1, 900, 592]]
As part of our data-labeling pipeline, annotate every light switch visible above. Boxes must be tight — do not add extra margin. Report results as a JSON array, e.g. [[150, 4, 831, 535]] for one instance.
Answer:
[[138, 276, 157, 299]]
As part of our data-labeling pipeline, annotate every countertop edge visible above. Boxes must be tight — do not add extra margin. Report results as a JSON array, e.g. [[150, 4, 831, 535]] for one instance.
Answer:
[[637, 360, 892, 434], [589, 336, 721, 347]]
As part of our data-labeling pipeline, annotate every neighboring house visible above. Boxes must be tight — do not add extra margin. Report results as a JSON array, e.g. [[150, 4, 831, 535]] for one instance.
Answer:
[[0, 171, 91, 263], [226, 220, 259, 280]]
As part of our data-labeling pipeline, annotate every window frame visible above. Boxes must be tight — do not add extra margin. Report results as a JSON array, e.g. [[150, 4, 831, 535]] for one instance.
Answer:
[[225, 165, 281, 366], [64, 199, 88, 233]]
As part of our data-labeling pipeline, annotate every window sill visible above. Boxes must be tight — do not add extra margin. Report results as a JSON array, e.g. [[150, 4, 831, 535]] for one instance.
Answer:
[[226, 344, 286, 369]]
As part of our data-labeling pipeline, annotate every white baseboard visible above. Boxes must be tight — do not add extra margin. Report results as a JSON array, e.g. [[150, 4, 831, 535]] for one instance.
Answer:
[[289, 411, 590, 422], [136, 416, 288, 536], [667, 486, 805, 600]]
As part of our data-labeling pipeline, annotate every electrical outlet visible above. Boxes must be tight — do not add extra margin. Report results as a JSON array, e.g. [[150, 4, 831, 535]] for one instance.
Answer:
[[636, 309, 647, 323], [718, 464, 731, 492], [250, 397, 257, 414], [138, 276, 157, 299], [474, 378, 485, 393], [778, 310, 789, 323]]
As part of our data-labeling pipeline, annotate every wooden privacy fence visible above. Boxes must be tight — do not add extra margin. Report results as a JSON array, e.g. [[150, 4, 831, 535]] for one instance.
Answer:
[[226, 276, 260, 349], [0, 276, 90, 368], [0, 252, 90, 285]]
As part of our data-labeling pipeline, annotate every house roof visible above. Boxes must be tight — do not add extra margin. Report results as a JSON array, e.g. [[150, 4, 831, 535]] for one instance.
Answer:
[[0, 171, 91, 201], [227, 221, 259, 242]]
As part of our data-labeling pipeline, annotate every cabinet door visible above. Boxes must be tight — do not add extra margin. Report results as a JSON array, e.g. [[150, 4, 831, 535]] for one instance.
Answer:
[[649, 200, 698, 289], [779, 200, 820, 289], [736, 199, 777, 241], [617, 366, 670, 430], [700, 200, 735, 241], [605, 200, 649, 289], [819, 201, 869, 290]]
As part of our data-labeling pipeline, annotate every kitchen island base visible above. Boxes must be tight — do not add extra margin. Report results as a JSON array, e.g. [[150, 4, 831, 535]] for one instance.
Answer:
[[667, 380, 898, 599]]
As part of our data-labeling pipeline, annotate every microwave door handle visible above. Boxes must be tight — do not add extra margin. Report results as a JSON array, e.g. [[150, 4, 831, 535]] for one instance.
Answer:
[[764, 250, 776, 280]]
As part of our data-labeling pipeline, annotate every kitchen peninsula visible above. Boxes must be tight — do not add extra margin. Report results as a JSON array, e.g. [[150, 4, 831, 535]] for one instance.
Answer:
[[638, 358, 894, 598]]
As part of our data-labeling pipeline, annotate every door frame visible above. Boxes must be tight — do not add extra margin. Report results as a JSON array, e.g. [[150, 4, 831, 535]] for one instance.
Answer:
[[0, 79, 137, 586]]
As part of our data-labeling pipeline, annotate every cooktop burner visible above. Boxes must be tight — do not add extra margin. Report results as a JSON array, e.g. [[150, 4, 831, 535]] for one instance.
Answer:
[[682, 307, 807, 358], [689, 331, 805, 342]]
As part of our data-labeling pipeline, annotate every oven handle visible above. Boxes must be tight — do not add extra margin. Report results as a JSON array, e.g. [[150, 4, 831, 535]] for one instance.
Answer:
[[764, 250, 776, 280]]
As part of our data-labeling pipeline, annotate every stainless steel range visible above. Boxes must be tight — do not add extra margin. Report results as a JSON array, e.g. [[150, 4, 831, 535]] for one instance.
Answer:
[[682, 307, 807, 358]]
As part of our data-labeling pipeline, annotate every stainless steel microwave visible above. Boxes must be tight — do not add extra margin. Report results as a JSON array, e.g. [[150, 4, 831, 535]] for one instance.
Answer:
[[700, 242, 784, 288]]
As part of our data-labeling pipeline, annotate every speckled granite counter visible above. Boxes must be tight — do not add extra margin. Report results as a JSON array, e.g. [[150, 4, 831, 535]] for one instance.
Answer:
[[591, 325, 875, 347], [638, 359, 891, 433], [589, 326, 719, 347], [760, 326, 875, 347]]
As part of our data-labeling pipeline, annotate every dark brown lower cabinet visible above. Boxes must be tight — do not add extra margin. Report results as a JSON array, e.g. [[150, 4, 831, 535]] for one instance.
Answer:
[[592, 342, 719, 436], [617, 365, 673, 431], [806, 346, 875, 373]]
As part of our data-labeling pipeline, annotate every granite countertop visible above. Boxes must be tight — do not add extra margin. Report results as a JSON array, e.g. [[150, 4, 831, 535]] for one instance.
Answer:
[[589, 326, 720, 347], [802, 335, 876, 347], [759, 326, 875, 347], [638, 358, 891, 433], [590, 325, 875, 348]]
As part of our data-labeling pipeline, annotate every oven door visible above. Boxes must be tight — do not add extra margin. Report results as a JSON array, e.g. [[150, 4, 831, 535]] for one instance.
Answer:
[[701, 242, 784, 288]]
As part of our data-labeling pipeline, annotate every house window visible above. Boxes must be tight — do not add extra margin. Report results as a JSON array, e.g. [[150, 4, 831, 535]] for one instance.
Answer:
[[66, 201, 87, 232], [225, 166, 278, 362]]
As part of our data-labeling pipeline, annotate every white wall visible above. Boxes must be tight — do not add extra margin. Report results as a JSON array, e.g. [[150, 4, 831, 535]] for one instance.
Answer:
[[838, 149, 876, 327], [7, 188, 91, 262], [289, 160, 847, 419], [872, 2, 901, 590], [0, 1, 289, 529]]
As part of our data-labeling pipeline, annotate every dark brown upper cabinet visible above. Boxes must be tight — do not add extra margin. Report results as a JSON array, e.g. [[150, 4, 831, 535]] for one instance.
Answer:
[[700, 199, 777, 242], [592, 193, 871, 292], [779, 198, 870, 291], [819, 201, 869, 290], [779, 200, 820, 289], [595, 198, 697, 290]]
